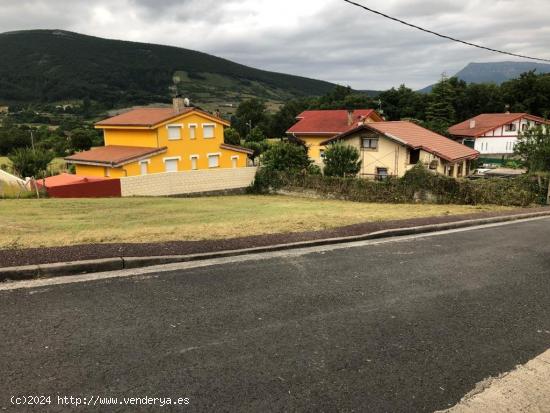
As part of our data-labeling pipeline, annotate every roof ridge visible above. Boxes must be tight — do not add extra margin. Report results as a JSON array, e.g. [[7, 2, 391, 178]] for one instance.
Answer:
[[300, 108, 375, 112]]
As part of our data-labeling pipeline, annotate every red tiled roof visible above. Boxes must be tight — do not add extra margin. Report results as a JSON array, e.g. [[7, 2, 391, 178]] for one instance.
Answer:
[[35, 173, 107, 188], [448, 113, 549, 137], [96, 107, 230, 127], [324, 121, 479, 162], [220, 143, 254, 155], [65, 146, 167, 167], [286, 109, 381, 135], [96, 108, 191, 127]]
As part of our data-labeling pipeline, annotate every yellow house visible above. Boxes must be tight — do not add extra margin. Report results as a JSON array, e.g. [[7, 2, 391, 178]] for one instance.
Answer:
[[66, 99, 252, 177], [286, 109, 383, 163], [321, 121, 479, 179]]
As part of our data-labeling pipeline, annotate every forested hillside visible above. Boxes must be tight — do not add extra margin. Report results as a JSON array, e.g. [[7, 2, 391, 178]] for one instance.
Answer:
[[0, 30, 335, 106]]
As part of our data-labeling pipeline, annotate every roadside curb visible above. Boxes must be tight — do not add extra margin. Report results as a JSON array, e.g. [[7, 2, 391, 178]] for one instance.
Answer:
[[2, 210, 550, 283]]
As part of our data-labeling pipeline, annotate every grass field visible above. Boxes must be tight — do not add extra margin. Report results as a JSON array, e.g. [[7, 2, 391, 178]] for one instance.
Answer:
[[0, 195, 512, 249]]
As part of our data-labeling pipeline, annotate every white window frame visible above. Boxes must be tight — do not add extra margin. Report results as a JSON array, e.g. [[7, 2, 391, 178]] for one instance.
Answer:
[[231, 155, 239, 168], [163, 156, 181, 172], [207, 152, 221, 168], [202, 123, 216, 139], [139, 159, 150, 175], [188, 124, 197, 140], [166, 124, 183, 140], [190, 154, 199, 170]]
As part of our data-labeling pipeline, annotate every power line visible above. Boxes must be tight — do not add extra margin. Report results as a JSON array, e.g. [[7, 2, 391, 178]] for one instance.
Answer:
[[342, 0, 550, 63]]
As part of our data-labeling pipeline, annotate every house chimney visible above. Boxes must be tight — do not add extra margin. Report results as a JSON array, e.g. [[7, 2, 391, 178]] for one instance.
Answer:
[[358, 115, 366, 126], [347, 109, 354, 126], [504, 104, 510, 114], [469, 119, 476, 129], [173, 96, 185, 113]]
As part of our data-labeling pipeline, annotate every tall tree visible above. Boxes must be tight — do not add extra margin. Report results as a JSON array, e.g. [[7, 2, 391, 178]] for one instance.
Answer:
[[378, 85, 427, 120], [514, 126, 550, 172], [268, 98, 311, 138], [501, 71, 550, 117], [231, 98, 269, 137], [425, 76, 457, 135], [462, 83, 505, 119], [223, 128, 241, 146]]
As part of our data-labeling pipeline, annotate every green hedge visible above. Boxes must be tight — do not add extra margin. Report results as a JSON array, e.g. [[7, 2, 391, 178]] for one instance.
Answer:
[[250, 165, 549, 207]]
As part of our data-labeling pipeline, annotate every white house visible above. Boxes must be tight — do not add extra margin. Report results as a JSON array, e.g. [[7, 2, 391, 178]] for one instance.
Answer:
[[448, 113, 549, 164]]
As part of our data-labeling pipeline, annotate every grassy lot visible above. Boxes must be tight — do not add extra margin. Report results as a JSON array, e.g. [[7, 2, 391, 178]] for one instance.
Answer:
[[0, 195, 513, 249]]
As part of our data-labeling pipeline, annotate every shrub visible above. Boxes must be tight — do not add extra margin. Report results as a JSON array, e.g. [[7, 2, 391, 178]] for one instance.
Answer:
[[307, 164, 322, 175], [323, 142, 362, 177], [261, 142, 312, 173], [242, 140, 270, 160], [248, 167, 283, 194], [8, 147, 55, 178], [250, 164, 547, 206]]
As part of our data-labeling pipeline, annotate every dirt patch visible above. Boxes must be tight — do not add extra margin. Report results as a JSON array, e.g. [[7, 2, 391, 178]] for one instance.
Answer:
[[1, 207, 548, 268]]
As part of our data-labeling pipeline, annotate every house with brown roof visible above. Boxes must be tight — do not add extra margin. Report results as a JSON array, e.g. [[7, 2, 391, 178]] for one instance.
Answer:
[[65, 98, 253, 178], [448, 113, 549, 165], [286, 109, 383, 163], [322, 121, 479, 179]]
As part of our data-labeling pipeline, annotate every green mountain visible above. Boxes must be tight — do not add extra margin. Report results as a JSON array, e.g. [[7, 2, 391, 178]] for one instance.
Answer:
[[455, 61, 550, 84], [0, 30, 336, 106], [420, 61, 550, 93]]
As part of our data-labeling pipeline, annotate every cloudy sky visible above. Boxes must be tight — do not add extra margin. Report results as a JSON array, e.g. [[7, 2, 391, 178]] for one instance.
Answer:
[[1, 0, 549, 89]]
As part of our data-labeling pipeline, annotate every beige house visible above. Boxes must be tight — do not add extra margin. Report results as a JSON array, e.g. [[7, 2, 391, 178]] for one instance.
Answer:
[[286, 109, 383, 163], [322, 121, 479, 179]]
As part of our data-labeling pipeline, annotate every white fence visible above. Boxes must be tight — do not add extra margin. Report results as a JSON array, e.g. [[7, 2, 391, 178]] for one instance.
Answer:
[[120, 167, 257, 197]]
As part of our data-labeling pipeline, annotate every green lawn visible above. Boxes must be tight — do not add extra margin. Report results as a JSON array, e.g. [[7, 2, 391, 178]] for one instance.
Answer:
[[0, 195, 512, 249]]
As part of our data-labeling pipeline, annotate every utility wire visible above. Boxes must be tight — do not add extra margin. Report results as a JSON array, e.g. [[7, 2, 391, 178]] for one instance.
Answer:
[[343, 0, 550, 63]]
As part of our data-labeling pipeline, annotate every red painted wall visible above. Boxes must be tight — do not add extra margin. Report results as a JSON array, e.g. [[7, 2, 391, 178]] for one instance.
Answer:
[[47, 179, 121, 198]]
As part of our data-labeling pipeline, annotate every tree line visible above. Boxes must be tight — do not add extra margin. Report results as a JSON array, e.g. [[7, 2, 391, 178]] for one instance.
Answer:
[[228, 70, 550, 140]]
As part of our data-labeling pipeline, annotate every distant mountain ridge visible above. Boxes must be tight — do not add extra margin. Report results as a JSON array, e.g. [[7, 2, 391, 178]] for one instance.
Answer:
[[420, 61, 550, 92], [0, 30, 336, 106]]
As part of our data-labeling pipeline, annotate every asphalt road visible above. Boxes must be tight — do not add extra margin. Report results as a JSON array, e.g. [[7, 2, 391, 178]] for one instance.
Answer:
[[1, 218, 550, 412]]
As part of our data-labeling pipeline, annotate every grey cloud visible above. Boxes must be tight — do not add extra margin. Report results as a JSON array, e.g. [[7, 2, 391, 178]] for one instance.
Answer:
[[0, 0, 548, 90]]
